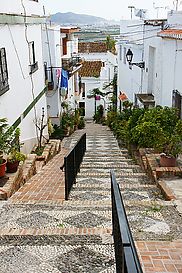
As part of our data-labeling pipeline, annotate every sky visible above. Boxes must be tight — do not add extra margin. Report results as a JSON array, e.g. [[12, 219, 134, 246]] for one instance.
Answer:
[[41, 0, 181, 20]]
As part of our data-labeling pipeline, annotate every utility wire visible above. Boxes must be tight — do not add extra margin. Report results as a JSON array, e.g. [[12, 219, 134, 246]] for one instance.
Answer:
[[7, 24, 26, 79], [125, 34, 159, 43], [20, 0, 39, 144], [119, 27, 162, 36]]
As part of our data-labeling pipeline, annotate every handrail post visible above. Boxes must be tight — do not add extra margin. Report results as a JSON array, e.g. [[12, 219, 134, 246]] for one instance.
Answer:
[[111, 170, 143, 273], [63, 133, 86, 200]]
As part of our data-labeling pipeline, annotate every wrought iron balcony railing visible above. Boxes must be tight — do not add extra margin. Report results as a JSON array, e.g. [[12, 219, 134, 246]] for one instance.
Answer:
[[62, 56, 83, 72]]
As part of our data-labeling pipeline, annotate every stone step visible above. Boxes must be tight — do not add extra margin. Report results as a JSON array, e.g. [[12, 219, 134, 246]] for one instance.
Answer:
[[79, 168, 144, 174], [85, 152, 131, 157], [83, 158, 134, 163], [81, 163, 141, 169], [123, 199, 167, 207], [0, 227, 112, 237], [63, 200, 112, 206], [77, 172, 147, 178], [85, 151, 123, 155], [85, 149, 128, 153], [74, 182, 157, 190]]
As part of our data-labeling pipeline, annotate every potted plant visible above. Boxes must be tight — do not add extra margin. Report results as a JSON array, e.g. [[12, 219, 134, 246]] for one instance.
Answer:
[[0, 119, 25, 176], [6, 149, 26, 173], [0, 118, 11, 177], [158, 134, 182, 167], [156, 120, 182, 167], [0, 152, 6, 178]]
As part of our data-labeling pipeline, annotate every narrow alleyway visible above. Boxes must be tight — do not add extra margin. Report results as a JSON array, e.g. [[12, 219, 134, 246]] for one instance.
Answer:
[[0, 123, 181, 273]]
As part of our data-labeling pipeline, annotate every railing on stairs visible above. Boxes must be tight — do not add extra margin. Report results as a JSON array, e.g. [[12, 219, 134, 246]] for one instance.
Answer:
[[111, 170, 143, 273], [63, 133, 86, 200]]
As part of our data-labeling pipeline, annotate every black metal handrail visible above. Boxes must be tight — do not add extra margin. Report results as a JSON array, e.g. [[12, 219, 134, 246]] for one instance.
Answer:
[[111, 170, 143, 273], [64, 133, 86, 200]]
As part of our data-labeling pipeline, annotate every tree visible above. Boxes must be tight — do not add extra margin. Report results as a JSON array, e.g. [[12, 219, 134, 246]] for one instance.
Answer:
[[106, 35, 116, 54]]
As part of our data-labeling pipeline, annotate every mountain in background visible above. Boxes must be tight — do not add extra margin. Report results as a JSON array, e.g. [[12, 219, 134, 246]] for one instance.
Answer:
[[50, 12, 107, 25]]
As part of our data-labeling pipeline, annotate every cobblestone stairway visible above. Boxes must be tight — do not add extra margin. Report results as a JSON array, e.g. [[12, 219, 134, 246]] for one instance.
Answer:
[[0, 123, 182, 272]]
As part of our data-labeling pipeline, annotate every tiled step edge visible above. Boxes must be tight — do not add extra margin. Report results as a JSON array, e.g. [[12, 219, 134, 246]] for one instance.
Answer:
[[0, 227, 112, 236]]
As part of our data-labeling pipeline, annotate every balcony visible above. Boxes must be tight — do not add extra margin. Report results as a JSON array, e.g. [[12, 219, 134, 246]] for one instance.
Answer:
[[136, 93, 155, 108], [29, 62, 38, 74], [62, 56, 83, 75]]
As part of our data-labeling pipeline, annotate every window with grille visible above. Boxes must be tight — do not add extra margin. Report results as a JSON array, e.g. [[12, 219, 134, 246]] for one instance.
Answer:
[[0, 48, 9, 96], [28, 41, 38, 74]]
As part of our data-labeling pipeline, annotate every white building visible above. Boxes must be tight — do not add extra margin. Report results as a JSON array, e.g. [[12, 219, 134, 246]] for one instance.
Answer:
[[117, 19, 165, 108], [143, 12, 182, 115], [61, 27, 83, 111], [42, 24, 63, 125], [78, 42, 117, 119], [0, 0, 48, 153], [42, 25, 82, 124], [118, 13, 182, 115]]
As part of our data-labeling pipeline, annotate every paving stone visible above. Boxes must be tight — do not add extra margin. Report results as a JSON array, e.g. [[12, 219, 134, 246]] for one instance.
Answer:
[[0, 122, 181, 273]]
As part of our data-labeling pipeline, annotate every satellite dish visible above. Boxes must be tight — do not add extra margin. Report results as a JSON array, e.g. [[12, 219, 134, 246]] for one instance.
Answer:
[[134, 9, 147, 19]]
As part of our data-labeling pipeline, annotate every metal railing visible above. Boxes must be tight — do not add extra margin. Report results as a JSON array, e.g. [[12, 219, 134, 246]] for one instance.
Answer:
[[111, 170, 143, 273], [62, 56, 82, 71], [64, 133, 86, 200]]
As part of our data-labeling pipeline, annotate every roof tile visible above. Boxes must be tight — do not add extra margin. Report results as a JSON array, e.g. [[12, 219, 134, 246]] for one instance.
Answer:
[[79, 61, 102, 77], [158, 29, 182, 39], [78, 42, 107, 53]]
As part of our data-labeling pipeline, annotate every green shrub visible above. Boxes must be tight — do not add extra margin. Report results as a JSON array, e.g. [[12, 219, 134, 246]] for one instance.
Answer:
[[93, 105, 104, 123], [78, 117, 85, 129]]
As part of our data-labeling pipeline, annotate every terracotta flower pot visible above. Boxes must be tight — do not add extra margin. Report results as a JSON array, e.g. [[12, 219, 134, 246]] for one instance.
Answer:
[[0, 159, 7, 177], [6, 161, 19, 173], [160, 155, 176, 167]]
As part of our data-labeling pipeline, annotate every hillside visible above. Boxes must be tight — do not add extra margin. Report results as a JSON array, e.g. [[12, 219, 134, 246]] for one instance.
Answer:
[[50, 12, 107, 25]]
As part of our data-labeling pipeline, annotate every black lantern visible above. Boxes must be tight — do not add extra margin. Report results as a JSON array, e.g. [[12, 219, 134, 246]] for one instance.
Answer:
[[126, 49, 145, 69], [126, 49, 133, 64]]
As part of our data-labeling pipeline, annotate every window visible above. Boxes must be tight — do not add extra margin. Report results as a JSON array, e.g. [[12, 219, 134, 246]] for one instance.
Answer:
[[123, 47, 126, 64], [0, 48, 9, 96], [28, 41, 38, 74], [119, 45, 122, 61], [81, 83, 85, 98], [172, 90, 182, 118], [79, 102, 85, 116]]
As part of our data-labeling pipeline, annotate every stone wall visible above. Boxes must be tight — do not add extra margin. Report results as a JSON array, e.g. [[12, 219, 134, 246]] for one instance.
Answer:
[[0, 139, 61, 200]]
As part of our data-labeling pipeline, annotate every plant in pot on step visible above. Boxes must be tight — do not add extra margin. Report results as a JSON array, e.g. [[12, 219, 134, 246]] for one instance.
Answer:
[[6, 128, 26, 173], [156, 120, 182, 167], [6, 149, 26, 173], [0, 118, 13, 177], [0, 151, 6, 178]]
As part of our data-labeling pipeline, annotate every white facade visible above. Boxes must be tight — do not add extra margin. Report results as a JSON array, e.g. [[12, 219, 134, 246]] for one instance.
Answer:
[[0, 0, 44, 16], [117, 20, 144, 104], [143, 12, 182, 112], [0, 0, 48, 153], [61, 29, 81, 112], [42, 25, 82, 123], [117, 41, 143, 102], [117, 19, 166, 107], [42, 25, 63, 124], [118, 14, 182, 114], [79, 49, 117, 119]]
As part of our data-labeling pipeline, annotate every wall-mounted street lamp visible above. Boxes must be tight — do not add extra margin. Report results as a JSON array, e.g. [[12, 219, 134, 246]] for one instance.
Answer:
[[126, 49, 145, 69]]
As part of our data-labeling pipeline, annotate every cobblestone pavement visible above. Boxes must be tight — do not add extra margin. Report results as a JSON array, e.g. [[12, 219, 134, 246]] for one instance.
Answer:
[[0, 123, 182, 273]]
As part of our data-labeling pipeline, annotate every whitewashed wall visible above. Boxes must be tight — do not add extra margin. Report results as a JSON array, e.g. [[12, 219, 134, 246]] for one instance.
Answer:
[[117, 42, 142, 102], [78, 50, 117, 118], [143, 12, 182, 108], [42, 25, 62, 123], [0, 20, 48, 153], [79, 78, 102, 119], [0, 0, 44, 16]]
